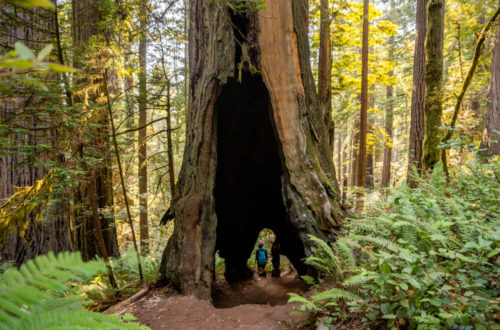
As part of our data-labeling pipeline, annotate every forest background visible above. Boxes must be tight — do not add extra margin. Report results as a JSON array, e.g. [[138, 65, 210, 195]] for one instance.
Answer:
[[0, 0, 499, 328]]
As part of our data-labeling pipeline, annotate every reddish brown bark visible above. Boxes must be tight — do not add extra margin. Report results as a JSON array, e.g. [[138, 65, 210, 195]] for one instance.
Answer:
[[159, 0, 343, 299], [407, 0, 428, 186]]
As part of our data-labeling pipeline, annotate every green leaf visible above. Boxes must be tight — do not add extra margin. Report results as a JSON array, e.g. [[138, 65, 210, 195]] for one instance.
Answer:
[[37, 44, 53, 61], [382, 314, 396, 319], [14, 42, 35, 60], [44, 62, 78, 73], [0, 59, 33, 69], [6, 0, 55, 9]]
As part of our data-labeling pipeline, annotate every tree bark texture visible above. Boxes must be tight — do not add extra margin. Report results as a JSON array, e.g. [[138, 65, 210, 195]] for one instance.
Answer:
[[318, 0, 334, 155], [382, 84, 394, 187], [166, 81, 176, 194], [481, 4, 500, 156], [159, 0, 343, 300], [422, 0, 445, 170], [0, 5, 73, 264], [356, 0, 369, 189], [138, 0, 149, 254], [71, 0, 119, 260], [407, 0, 428, 186], [382, 44, 395, 188]]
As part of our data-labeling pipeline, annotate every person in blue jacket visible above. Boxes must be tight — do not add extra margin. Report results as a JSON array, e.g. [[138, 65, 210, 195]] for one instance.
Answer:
[[255, 241, 268, 276]]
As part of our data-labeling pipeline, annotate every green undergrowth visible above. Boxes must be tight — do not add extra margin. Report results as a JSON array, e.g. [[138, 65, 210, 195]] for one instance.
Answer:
[[79, 249, 160, 309], [0, 251, 147, 329], [290, 161, 500, 329]]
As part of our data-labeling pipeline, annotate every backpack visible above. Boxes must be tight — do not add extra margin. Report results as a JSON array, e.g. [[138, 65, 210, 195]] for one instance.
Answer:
[[257, 248, 267, 265]]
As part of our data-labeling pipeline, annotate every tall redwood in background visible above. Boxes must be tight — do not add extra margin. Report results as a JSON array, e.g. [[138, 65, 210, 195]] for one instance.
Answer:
[[356, 0, 369, 194], [480, 2, 500, 157], [422, 0, 445, 170], [407, 0, 428, 186]]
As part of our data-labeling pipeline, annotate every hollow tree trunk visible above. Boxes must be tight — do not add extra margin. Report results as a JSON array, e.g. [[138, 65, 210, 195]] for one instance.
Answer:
[[158, 0, 343, 300], [407, 0, 428, 186], [480, 3, 500, 157]]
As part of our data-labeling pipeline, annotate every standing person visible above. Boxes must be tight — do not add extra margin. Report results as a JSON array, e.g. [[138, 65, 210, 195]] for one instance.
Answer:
[[255, 241, 268, 277]]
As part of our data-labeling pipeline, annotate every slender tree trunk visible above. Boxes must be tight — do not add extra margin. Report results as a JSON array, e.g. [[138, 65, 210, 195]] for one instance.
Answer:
[[366, 91, 374, 190], [382, 84, 394, 187], [382, 45, 395, 187], [422, 0, 445, 171], [481, 8, 500, 156], [138, 0, 149, 254], [356, 0, 369, 209], [318, 0, 334, 152], [350, 116, 359, 186], [337, 129, 342, 184], [407, 0, 428, 186], [159, 0, 343, 299]]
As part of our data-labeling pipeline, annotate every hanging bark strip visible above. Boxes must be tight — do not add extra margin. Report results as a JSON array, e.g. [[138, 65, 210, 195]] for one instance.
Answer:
[[440, 4, 500, 174], [166, 80, 176, 194], [103, 70, 145, 284]]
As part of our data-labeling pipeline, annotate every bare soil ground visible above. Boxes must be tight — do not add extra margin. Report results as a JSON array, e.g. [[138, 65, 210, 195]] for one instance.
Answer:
[[117, 273, 308, 330]]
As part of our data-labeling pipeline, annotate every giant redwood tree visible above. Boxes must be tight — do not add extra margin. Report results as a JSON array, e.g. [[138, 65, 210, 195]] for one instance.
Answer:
[[159, 0, 343, 299]]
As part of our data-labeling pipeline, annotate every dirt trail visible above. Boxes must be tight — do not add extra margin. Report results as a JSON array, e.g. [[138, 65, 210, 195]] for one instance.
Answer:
[[119, 274, 308, 329]]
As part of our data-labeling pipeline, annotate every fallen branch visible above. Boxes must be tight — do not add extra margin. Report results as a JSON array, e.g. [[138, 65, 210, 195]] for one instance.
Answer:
[[104, 283, 150, 315]]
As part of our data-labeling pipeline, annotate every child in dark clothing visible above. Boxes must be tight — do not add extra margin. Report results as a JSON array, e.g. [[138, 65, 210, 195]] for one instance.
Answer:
[[255, 241, 268, 276]]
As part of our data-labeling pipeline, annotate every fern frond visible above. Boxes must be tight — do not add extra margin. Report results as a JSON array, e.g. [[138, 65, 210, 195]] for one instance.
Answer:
[[0, 252, 146, 329], [342, 270, 377, 287], [312, 288, 361, 303], [288, 293, 321, 312], [336, 239, 356, 267], [349, 234, 403, 253]]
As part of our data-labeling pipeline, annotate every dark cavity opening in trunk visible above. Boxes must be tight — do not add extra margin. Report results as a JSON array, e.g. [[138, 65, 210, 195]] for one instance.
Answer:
[[214, 72, 305, 285]]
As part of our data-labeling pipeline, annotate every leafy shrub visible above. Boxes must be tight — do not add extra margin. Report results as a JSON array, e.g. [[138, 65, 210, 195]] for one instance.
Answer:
[[80, 249, 160, 308], [291, 162, 500, 329], [0, 251, 147, 329]]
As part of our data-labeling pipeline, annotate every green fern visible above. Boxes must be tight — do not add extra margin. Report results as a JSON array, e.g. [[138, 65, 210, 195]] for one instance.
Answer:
[[0, 251, 147, 329], [312, 288, 361, 303], [336, 239, 356, 268]]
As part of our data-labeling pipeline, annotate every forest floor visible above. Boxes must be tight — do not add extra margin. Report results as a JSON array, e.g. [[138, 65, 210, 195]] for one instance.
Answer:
[[116, 273, 309, 329]]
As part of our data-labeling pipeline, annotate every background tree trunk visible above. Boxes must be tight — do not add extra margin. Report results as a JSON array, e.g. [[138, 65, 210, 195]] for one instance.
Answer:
[[318, 0, 334, 154], [382, 83, 394, 187], [138, 0, 149, 254], [159, 0, 343, 300], [71, 0, 119, 260], [422, 0, 445, 170], [407, 0, 428, 186], [382, 45, 395, 188], [356, 0, 369, 191], [0, 4, 73, 264], [480, 3, 500, 156]]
